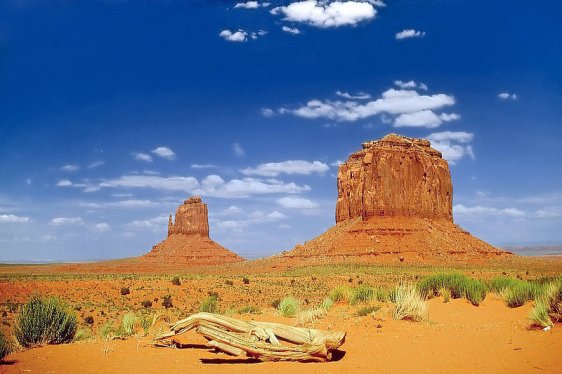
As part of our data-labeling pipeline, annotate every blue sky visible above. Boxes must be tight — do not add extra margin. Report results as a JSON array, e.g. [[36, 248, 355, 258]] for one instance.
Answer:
[[1, 0, 561, 261]]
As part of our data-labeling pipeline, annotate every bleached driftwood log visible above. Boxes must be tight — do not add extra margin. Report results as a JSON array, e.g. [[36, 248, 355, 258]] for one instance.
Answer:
[[153, 312, 346, 362]]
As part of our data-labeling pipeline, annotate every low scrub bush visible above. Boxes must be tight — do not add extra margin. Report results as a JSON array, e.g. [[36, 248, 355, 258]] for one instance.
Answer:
[[278, 297, 299, 317], [171, 276, 181, 286], [141, 300, 152, 309], [120, 287, 130, 296], [242, 277, 250, 285], [329, 286, 352, 303], [14, 295, 77, 348], [84, 316, 94, 325], [162, 295, 173, 309], [355, 305, 381, 317], [392, 283, 427, 321], [0, 330, 11, 360], [530, 300, 553, 328], [99, 322, 114, 341], [200, 295, 219, 313]]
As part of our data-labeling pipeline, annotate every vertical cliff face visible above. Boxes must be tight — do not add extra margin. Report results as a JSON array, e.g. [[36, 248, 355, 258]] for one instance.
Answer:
[[142, 196, 243, 265], [168, 196, 210, 237], [335, 134, 453, 223]]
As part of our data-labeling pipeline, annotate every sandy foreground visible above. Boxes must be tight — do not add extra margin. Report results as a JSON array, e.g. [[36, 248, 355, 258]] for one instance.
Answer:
[[1, 297, 561, 374]]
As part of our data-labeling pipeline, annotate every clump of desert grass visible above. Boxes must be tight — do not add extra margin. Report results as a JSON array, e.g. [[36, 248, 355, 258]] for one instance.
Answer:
[[391, 283, 427, 321], [277, 297, 299, 317], [530, 278, 562, 328], [350, 285, 388, 304], [14, 295, 77, 348], [0, 330, 11, 360], [296, 298, 333, 326], [354, 305, 381, 317], [118, 312, 138, 337], [329, 286, 352, 303], [417, 273, 487, 306], [490, 277, 544, 308], [73, 327, 93, 342], [238, 305, 261, 315]]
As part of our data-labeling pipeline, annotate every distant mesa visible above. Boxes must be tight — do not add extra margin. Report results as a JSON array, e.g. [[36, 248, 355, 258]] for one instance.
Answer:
[[284, 134, 510, 262], [141, 196, 243, 265]]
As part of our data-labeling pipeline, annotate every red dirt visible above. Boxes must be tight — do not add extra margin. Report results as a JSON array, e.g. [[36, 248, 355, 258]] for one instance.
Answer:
[[2, 298, 561, 373]]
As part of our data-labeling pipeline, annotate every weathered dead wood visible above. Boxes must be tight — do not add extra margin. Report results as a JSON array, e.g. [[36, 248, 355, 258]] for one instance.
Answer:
[[153, 312, 346, 362]]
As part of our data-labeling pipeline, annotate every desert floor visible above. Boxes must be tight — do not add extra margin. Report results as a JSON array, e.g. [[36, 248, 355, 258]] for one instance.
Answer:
[[1, 257, 561, 373]]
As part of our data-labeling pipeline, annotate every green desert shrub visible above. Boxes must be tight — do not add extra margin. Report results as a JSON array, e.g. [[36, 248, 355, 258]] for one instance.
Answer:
[[0, 330, 11, 360], [171, 276, 181, 286], [139, 313, 153, 336], [242, 277, 250, 285], [329, 286, 352, 303], [14, 295, 77, 348], [440, 288, 451, 303], [120, 287, 130, 296], [140, 300, 152, 309], [200, 295, 219, 313], [392, 283, 427, 321], [99, 322, 114, 341], [354, 305, 381, 317], [278, 297, 299, 317], [350, 285, 387, 304], [418, 273, 487, 306]]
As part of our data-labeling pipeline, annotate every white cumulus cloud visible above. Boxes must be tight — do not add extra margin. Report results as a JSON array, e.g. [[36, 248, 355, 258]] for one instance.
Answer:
[[454, 204, 525, 217], [394, 80, 427, 91], [428, 131, 475, 165], [271, 0, 378, 28], [151, 146, 176, 160], [220, 29, 248, 42], [277, 86, 455, 125], [241, 160, 329, 177]]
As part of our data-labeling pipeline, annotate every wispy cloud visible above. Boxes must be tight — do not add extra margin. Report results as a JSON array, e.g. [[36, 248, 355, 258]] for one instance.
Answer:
[[277, 196, 319, 209], [241, 160, 329, 177], [395, 29, 425, 40], [151, 146, 176, 160], [91, 222, 111, 232], [271, 1, 380, 28], [498, 92, 518, 100], [234, 1, 270, 9], [60, 164, 79, 172], [50, 217, 84, 226], [191, 164, 216, 169], [335, 91, 371, 99], [0, 214, 30, 223], [132, 152, 153, 162], [80, 200, 161, 209], [282, 26, 301, 34], [394, 80, 427, 91], [232, 143, 245, 157], [454, 204, 525, 217], [87, 161, 105, 169]]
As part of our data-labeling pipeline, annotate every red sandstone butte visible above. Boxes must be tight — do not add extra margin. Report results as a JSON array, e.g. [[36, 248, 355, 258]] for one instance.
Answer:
[[142, 196, 243, 265], [286, 134, 509, 262]]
